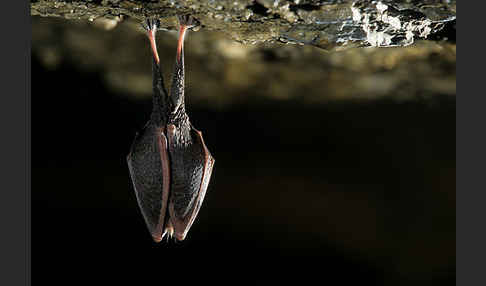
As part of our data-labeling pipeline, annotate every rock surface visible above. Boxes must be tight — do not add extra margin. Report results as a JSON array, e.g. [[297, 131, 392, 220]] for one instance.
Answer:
[[31, 0, 456, 50], [31, 0, 456, 104]]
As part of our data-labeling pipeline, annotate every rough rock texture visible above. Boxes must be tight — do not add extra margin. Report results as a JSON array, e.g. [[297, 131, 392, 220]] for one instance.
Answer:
[[31, 0, 456, 104], [31, 0, 456, 50], [351, 0, 456, 47]]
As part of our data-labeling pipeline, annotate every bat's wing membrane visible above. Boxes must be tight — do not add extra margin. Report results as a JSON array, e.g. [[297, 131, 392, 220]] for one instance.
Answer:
[[167, 125, 215, 240], [127, 124, 171, 242]]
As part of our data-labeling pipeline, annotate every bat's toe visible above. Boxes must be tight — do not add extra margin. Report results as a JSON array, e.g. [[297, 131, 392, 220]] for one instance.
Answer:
[[177, 15, 200, 30]]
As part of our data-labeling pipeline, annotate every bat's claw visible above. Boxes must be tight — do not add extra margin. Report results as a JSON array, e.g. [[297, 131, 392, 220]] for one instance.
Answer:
[[141, 18, 160, 32], [177, 15, 200, 31]]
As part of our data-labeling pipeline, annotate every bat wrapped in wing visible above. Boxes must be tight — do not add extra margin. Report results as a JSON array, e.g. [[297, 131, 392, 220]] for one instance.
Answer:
[[127, 16, 214, 242]]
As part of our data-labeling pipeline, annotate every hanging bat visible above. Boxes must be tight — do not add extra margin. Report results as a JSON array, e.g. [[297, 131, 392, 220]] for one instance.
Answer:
[[127, 15, 214, 242]]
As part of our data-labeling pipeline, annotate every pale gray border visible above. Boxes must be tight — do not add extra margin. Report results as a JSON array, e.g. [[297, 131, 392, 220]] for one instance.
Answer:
[[0, 1, 30, 285]]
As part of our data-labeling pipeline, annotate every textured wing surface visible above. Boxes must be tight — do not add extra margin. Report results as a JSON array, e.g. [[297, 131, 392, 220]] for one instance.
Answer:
[[167, 125, 214, 240], [127, 124, 170, 241], [168, 126, 211, 219]]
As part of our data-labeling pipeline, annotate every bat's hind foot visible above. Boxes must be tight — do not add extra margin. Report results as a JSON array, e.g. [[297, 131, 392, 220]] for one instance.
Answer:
[[177, 15, 200, 30], [141, 18, 160, 32]]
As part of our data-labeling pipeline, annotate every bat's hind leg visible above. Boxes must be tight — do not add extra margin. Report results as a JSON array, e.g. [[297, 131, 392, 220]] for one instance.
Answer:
[[169, 15, 201, 114], [142, 18, 161, 65]]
